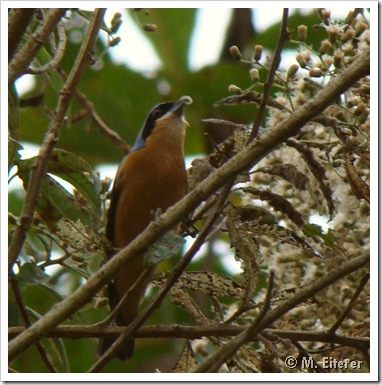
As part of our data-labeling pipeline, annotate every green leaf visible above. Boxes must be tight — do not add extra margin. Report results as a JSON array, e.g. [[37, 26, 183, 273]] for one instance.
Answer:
[[8, 84, 20, 140], [145, 230, 185, 267], [17, 149, 101, 228], [47, 149, 101, 214], [302, 223, 324, 237], [8, 287, 22, 326], [23, 238, 47, 263], [40, 174, 96, 226], [16, 262, 50, 291], [303, 223, 337, 247], [320, 228, 337, 247]]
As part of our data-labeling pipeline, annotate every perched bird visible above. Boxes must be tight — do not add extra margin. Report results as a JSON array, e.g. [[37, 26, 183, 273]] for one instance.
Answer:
[[99, 96, 192, 360]]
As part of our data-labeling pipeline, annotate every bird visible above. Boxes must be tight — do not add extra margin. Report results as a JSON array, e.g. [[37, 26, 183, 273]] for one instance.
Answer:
[[99, 95, 192, 360]]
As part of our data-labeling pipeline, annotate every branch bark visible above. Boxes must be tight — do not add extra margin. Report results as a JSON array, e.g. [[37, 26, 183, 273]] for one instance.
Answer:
[[249, 8, 290, 140], [8, 46, 370, 361], [8, 8, 36, 62], [8, 8, 67, 84], [8, 324, 369, 351], [8, 9, 106, 274], [194, 270, 276, 372]]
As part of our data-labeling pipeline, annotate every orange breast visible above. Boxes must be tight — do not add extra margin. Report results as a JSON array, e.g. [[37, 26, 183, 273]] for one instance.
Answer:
[[110, 146, 187, 324], [112, 147, 187, 248]]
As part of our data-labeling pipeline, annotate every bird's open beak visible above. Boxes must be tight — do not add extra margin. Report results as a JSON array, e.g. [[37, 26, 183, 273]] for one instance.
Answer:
[[171, 95, 193, 117]]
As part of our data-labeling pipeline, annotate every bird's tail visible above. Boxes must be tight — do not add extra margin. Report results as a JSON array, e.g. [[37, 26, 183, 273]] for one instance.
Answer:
[[98, 335, 135, 361], [98, 265, 154, 360]]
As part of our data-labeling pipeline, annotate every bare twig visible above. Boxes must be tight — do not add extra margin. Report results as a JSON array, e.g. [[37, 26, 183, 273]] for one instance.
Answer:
[[328, 273, 370, 334], [193, 271, 275, 372], [57, 67, 130, 153], [8, 48, 369, 360], [248, 8, 290, 141], [8, 9, 68, 84], [292, 341, 326, 373], [73, 86, 131, 153], [193, 252, 369, 372], [8, 324, 369, 352], [8, 9, 106, 273], [27, 21, 67, 74], [96, 268, 154, 327], [9, 274, 57, 372]]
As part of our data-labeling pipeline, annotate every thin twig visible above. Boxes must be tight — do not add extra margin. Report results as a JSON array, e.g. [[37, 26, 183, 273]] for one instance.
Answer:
[[96, 268, 154, 327], [9, 274, 57, 372], [27, 21, 67, 74], [8, 9, 106, 273], [248, 8, 290, 141], [193, 271, 275, 373], [328, 273, 370, 334], [57, 67, 130, 153], [8, 48, 370, 360], [292, 341, 326, 373], [8, 9, 68, 84], [74, 87, 131, 153]]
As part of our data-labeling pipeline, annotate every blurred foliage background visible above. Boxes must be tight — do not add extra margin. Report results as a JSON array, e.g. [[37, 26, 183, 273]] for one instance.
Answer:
[[14, 8, 327, 164]]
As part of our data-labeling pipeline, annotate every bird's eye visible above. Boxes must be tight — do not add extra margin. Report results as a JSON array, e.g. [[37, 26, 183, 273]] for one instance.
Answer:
[[153, 109, 162, 118]]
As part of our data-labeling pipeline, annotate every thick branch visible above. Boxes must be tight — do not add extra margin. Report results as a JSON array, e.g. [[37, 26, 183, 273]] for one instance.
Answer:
[[8, 47, 370, 360], [8, 8, 36, 62]]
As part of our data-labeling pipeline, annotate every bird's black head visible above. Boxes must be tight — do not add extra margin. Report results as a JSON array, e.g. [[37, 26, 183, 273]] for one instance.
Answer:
[[132, 96, 192, 150]]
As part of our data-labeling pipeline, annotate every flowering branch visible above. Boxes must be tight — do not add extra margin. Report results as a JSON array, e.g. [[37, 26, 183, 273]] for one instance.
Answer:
[[8, 46, 369, 361]]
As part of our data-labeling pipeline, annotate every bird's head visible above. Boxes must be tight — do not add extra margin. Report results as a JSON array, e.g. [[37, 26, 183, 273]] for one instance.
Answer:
[[132, 95, 193, 151]]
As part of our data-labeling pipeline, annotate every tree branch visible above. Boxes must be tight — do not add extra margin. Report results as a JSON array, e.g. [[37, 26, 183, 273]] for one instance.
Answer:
[[8, 47, 370, 361], [72, 85, 131, 154], [8, 9, 106, 274], [26, 20, 67, 75], [328, 273, 370, 334], [249, 8, 290, 141], [8, 324, 369, 352], [8, 8, 36, 62], [192, 253, 368, 372], [56, 67, 131, 153], [194, 271, 275, 372], [8, 9, 68, 84]]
